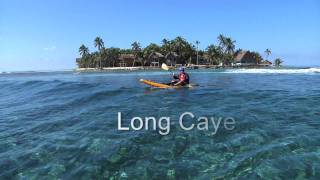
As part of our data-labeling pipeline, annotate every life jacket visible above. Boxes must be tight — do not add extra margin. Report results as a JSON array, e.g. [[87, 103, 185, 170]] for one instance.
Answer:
[[179, 72, 189, 84]]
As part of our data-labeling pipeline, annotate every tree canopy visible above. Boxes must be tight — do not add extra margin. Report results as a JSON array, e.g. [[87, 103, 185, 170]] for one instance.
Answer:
[[77, 35, 282, 68]]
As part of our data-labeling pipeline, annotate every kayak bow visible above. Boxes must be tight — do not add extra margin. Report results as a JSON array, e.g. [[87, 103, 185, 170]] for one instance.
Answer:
[[139, 79, 171, 88], [139, 79, 193, 89]]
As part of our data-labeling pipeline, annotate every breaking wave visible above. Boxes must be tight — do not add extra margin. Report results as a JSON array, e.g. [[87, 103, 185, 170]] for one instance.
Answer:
[[224, 68, 320, 74]]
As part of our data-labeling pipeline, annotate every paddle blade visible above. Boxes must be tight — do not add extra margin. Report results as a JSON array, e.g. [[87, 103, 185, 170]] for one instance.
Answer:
[[161, 63, 169, 71]]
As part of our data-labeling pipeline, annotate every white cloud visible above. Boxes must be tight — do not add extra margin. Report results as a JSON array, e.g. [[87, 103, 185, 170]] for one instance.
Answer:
[[43, 45, 57, 51]]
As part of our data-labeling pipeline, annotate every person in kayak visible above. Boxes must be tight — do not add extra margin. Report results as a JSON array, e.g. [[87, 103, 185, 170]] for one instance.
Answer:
[[171, 67, 190, 86]]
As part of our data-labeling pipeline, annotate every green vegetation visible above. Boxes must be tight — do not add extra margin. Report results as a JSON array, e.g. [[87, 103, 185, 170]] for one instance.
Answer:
[[264, 48, 272, 60], [94, 37, 104, 69], [274, 58, 283, 67], [76, 35, 283, 68]]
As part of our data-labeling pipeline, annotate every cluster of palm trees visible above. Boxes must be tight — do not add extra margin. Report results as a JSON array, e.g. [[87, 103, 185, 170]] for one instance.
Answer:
[[77, 36, 198, 68], [78, 37, 122, 68], [205, 34, 237, 65], [77, 35, 283, 68], [274, 58, 283, 67], [264, 48, 283, 66]]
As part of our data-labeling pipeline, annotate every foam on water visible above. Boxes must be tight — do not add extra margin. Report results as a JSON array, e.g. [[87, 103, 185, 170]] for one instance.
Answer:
[[224, 68, 320, 74], [1, 67, 320, 76]]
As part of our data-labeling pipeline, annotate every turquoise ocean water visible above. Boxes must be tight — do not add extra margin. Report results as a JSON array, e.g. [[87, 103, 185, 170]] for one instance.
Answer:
[[1, 68, 320, 179]]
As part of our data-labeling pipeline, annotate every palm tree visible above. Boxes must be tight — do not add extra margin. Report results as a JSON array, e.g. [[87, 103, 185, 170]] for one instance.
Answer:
[[162, 38, 169, 46], [225, 38, 236, 55], [92, 52, 100, 68], [161, 38, 172, 55], [253, 52, 263, 64], [107, 48, 120, 67], [78, 44, 89, 68], [173, 36, 185, 56], [172, 36, 195, 65], [217, 34, 227, 50], [274, 58, 283, 67], [94, 37, 104, 69], [100, 47, 108, 67], [217, 35, 236, 65], [195, 40, 200, 65], [131, 41, 142, 67], [264, 49, 271, 60], [207, 45, 223, 65], [79, 44, 89, 57], [94, 37, 104, 51]]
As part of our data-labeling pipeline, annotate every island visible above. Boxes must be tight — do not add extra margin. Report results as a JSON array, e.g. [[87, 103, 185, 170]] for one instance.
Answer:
[[76, 35, 283, 71]]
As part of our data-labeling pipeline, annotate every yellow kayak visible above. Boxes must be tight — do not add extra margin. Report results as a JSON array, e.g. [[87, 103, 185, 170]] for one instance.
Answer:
[[139, 79, 193, 89]]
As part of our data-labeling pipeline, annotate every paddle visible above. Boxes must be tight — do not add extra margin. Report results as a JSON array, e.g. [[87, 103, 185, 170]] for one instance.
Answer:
[[161, 63, 175, 85], [161, 63, 174, 75]]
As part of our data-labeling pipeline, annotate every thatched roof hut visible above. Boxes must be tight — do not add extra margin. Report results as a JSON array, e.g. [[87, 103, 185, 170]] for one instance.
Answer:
[[120, 54, 135, 59], [118, 54, 135, 67], [165, 52, 178, 66], [234, 51, 257, 65], [148, 52, 164, 59], [165, 52, 178, 59], [148, 52, 164, 67]]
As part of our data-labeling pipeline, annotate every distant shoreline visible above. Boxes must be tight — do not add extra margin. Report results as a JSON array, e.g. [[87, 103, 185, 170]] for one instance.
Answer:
[[75, 65, 273, 72], [1, 66, 318, 74], [73, 66, 320, 74]]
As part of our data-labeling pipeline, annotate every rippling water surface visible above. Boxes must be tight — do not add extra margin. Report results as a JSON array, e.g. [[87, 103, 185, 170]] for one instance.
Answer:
[[1, 69, 320, 179]]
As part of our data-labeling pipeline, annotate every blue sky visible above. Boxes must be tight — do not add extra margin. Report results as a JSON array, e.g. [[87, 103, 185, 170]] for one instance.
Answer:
[[1, 0, 320, 71]]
